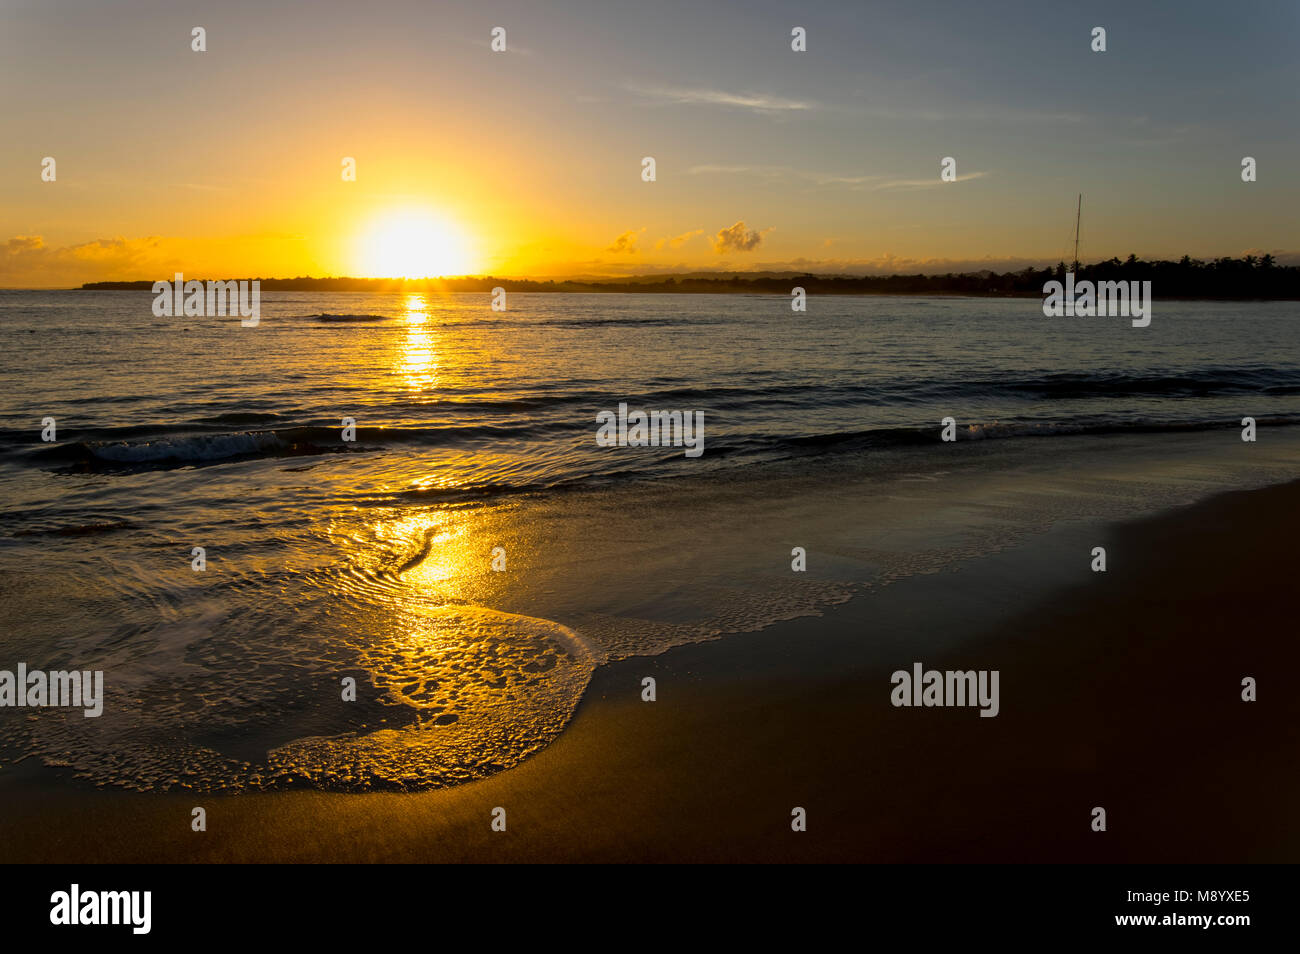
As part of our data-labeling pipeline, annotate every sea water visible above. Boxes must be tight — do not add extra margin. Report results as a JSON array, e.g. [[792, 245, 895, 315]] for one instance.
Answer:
[[2, 290, 1299, 790]]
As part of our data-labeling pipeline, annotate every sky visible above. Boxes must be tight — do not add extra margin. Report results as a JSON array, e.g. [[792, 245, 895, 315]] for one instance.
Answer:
[[1, 0, 1298, 286]]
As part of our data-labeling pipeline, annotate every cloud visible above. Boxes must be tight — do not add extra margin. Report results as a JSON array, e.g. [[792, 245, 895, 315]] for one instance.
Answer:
[[689, 163, 881, 187], [455, 33, 538, 57], [654, 229, 703, 251], [849, 102, 1087, 126], [0, 234, 168, 287], [871, 171, 990, 191], [666, 229, 703, 249], [628, 85, 817, 113], [759, 253, 1051, 274], [711, 221, 772, 254], [4, 236, 44, 254], [606, 229, 644, 254], [0, 232, 314, 288], [1240, 248, 1300, 266], [688, 164, 988, 191]]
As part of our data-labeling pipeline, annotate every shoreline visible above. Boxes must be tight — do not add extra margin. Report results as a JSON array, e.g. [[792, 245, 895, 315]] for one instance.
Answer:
[[7, 287, 1296, 303], [3, 473, 1297, 862]]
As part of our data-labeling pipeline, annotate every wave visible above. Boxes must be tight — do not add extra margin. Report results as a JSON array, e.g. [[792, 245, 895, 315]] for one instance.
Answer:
[[6, 364, 1295, 447], [22, 420, 583, 472], [306, 313, 391, 322], [11, 520, 133, 537], [978, 367, 1300, 399], [702, 415, 1300, 462], [17, 413, 1293, 494], [31, 429, 329, 470]]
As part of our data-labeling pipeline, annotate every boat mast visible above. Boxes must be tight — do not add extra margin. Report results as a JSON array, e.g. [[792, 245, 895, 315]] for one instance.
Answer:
[[1072, 193, 1081, 274]]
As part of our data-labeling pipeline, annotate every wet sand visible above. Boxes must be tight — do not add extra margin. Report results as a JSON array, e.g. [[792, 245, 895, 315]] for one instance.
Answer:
[[3, 477, 1298, 862]]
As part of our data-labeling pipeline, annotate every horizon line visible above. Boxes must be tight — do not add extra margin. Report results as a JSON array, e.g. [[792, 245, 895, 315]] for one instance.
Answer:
[[0, 253, 1285, 291]]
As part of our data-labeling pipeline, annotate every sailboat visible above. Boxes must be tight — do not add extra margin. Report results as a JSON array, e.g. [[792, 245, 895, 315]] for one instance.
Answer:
[[1071, 193, 1081, 275]]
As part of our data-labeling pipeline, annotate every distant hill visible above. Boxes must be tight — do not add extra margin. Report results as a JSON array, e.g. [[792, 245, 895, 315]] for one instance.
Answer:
[[81, 255, 1300, 299]]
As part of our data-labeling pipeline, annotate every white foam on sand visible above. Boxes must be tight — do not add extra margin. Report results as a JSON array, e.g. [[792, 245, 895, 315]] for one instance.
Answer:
[[266, 605, 598, 789]]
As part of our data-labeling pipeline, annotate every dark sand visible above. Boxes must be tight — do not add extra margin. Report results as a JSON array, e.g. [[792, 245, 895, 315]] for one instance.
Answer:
[[4, 478, 1298, 863]]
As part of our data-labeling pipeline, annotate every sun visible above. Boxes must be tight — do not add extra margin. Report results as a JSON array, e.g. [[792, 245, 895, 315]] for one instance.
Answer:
[[356, 210, 474, 278]]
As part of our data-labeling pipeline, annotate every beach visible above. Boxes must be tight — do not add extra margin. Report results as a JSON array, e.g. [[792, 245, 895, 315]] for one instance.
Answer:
[[3, 467, 1297, 863], [5, 0, 1300, 890], [3, 290, 1300, 862]]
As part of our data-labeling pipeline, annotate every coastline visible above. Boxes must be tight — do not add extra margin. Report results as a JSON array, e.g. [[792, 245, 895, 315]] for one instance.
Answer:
[[21, 287, 1300, 301], [3, 472, 1296, 863]]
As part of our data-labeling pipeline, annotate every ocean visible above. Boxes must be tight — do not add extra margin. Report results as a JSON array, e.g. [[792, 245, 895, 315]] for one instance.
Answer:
[[3, 289, 1300, 791]]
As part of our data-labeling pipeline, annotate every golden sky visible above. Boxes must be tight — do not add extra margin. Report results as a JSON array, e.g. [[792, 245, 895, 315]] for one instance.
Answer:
[[2, 0, 1298, 286]]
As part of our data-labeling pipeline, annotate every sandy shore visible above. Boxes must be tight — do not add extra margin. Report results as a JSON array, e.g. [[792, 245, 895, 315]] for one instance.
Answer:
[[3, 476, 1298, 863]]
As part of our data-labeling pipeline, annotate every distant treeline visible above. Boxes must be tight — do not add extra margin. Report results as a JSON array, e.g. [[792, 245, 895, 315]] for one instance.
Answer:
[[81, 254, 1300, 299]]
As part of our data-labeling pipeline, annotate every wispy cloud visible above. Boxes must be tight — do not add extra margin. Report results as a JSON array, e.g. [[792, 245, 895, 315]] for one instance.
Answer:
[[689, 164, 883, 187], [870, 170, 990, 191], [455, 34, 538, 57], [851, 103, 1086, 126], [606, 228, 645, 254], [688, 164, 988, 191], [654, 229, 704, 251], [627, 85, 818, 113]]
